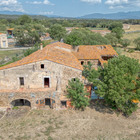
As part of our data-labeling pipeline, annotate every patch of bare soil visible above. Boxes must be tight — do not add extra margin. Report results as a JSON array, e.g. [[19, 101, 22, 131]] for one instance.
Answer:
[[0, 106, 140, 140]]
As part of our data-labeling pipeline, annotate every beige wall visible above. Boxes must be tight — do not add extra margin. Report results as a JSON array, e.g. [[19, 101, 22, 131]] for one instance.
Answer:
[[0, 60, 82, 92], [79, 59, 100, 69], [0, 34, 8, 48]]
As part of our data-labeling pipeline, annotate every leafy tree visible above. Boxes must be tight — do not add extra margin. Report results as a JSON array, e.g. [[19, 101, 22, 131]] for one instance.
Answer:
[[48, 24, 66, 41], [18, 15, 32, 25], [82, 62, 100, 86], [105, 33, 118, 46], [64, 29, 110, 47], [112, 27, 124, 40], [134, 37, 140, 50], [67, 78, 90, 110], [108, 22, 123, 30], [121, 39, 131, 48], [14, 23, 46, 46], [96, 55, 140, 116]]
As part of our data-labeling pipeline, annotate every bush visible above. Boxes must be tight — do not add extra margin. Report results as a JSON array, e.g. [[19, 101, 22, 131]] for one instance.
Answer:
[[121, 39, 131, 48], [134, 37, 140, 51]]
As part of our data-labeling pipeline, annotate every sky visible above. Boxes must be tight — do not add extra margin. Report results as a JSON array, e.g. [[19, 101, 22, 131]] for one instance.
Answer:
[[0, 0, 140, 17]]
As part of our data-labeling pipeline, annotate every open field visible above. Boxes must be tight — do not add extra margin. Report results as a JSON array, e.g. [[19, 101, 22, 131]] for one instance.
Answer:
[[0, 50, 24, 60], [124, 25, 140, 32], [123, 32, 140, 48], [0, 106, 140, 140]]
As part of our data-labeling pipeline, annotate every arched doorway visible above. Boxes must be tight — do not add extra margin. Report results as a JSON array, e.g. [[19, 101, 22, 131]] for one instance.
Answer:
[[10, 99, 31, 107]]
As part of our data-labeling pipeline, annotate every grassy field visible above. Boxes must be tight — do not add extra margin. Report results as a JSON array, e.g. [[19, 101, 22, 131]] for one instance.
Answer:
[[0, 50, 24, 60], [0, 106, 140, 140], [123, 32, 140, 48]]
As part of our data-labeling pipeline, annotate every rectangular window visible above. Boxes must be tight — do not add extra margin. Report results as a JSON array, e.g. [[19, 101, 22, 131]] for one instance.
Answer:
[[19, 77, 24, 86], [44, 78, 50, 88], [41, 64, 44, 69]]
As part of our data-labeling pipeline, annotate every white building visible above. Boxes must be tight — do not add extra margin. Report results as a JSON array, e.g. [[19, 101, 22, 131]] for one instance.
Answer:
[[0, 33, 8, 48]]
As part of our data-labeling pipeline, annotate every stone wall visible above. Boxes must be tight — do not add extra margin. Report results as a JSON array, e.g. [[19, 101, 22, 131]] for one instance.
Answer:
[[79, 59, 100, 69], [0, 60, 82, 109]]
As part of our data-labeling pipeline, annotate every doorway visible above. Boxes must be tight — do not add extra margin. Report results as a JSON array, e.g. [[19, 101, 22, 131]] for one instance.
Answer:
[[44, 78, 50, 88]]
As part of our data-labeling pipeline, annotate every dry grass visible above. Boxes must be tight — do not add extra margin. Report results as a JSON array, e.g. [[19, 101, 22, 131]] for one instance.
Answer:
[[0, 106, 140, 140], [123, 32, 140, 48], [125, 25, 140, 32]]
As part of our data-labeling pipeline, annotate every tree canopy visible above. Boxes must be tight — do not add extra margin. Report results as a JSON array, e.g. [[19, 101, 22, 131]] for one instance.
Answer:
[[96, 56, 140, 115], [67, 78, 90, 110], [64, 29, 110, 47], [48, 24, 66, 41]]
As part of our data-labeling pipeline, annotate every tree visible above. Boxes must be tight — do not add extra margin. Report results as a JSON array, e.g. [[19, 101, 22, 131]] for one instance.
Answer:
[[66, 78, 90, 110], [48, 24, 66, 41], [18, 15, 32, 25], [108, 22, 123, 30], [112, 27, 124, 40], [96, 55, 140, 116], [14, 23, 46, 46], [134, 37, 140, 50], [64, 29, 110, 48], [105, 33, 118, 46], [121, 39, 131, 48], [82, 62, 100, 86]]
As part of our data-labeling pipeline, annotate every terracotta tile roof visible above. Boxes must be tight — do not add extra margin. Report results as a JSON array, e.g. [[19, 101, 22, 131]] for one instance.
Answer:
[[0, 42, 83, 71], [7, 28, 14, 31], [73, 45, 118, 66]]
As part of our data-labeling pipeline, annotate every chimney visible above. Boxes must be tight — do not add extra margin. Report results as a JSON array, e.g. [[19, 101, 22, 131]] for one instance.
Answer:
[[40, 43, 43, 50]]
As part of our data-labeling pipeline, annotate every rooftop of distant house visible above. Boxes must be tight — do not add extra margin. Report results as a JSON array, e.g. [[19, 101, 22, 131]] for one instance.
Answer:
[[7, 28, 14, 31]]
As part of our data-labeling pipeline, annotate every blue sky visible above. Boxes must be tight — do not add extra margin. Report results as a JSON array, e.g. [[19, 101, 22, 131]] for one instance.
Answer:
[[0, 0, 140, 17]]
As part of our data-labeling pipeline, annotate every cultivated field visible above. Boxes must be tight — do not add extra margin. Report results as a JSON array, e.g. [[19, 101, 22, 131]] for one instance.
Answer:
[[0, 105, 140, 140]]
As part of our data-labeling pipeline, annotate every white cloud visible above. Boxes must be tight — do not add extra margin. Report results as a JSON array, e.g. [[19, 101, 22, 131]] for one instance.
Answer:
[[26, 0, 54, 5], [39, 11, 54, 15], [81, 0, 101, 3], [105, 0, 140, 9], [105, 0, 128, 5], [0, 0, 24, 12]]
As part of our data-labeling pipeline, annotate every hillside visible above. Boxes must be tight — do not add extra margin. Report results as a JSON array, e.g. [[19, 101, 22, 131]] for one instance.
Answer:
[[79, 11, 140, 19]]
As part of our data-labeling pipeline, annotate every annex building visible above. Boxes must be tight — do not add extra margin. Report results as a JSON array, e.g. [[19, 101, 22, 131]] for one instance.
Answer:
[[0, 42, 117, 110]]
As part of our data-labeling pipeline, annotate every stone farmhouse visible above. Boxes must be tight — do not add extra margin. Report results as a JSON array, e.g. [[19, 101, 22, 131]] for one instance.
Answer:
[[0, 42, 117, 110], [0, 33, 8, 48]]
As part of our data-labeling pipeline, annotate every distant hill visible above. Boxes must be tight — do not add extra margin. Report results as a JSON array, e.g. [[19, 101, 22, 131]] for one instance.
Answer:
[[0, 11, 24, 15], [0, 10, 140, 20], [79, 11, 140, 19]]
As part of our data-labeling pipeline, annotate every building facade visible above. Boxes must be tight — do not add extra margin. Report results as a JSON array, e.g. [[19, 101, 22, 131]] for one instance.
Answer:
[[0, 33, 8, 48], [0, 42, 118, 110], [0, 42, 83, 110]]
